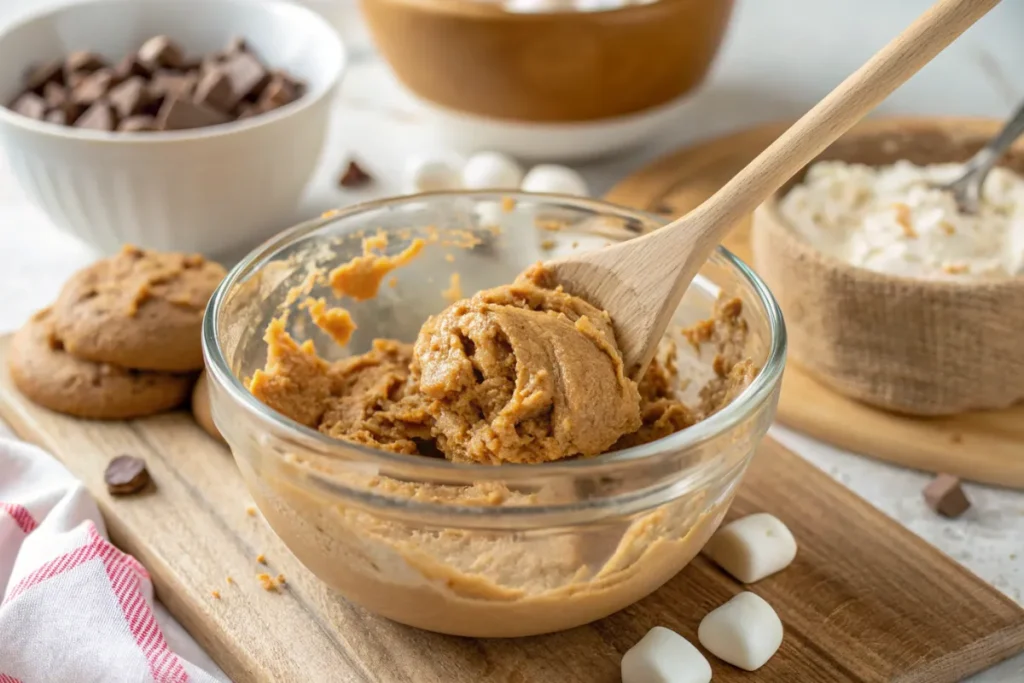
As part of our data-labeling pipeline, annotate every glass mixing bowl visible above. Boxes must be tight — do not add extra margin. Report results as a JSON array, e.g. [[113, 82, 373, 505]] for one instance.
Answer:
[[203, 192, 786, 637]]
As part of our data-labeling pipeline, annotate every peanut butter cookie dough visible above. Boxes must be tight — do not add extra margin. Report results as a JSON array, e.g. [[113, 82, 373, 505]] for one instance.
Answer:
[[9, 308, 193, 419], [53, 245, 226, 372], [250, 264, 754, 464]]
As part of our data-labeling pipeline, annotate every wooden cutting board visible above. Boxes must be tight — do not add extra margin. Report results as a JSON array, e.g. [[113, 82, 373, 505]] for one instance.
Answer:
[[606, 117, 1024, 490], [1, 336, 1022, 682]]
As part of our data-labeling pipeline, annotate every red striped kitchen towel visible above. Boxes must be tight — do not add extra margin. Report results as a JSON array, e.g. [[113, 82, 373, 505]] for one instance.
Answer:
[[0, 437, 222, 683]]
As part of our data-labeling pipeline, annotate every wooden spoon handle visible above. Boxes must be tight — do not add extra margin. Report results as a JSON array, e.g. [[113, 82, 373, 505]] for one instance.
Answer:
[[687, 0, 1002, 238]]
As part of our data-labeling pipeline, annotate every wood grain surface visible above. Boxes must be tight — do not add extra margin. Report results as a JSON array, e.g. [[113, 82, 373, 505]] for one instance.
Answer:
[[606, 117, 1024, 490], [1, 335, 1022, 682]]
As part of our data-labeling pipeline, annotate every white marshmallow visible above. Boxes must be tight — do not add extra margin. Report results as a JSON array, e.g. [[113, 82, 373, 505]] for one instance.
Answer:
[[403, 156, 463, 194], [698, 592, 783, 671], [621, 627, 711, 683], [521, 164, 590, 197], [462, 151, 524, 190], [701, 513, 797, 584]]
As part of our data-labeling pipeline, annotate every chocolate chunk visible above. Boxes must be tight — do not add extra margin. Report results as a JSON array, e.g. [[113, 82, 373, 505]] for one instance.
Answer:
[[24, 59, 64, 92], [156, 96, 229, 131], [45, 109, 68, 125], [118, 115, 157, 132], [923, 473, 971, 518], [75, 102, 116, 131], [108, 76, 149, 118], [10, 93, 46, 120], [193, 70, 234, 113], [71, 68, 115, 106], [221, 52, 269, 104], [114, 54, 150, 80], [43, 82, 67, 109], [339, 160, 372, 188], [105, 455, 151, 495], [256, 73, 298, 112], [65, 51, 106, 77], [149, 69, 198, 101], [137, 35, 185, 70]]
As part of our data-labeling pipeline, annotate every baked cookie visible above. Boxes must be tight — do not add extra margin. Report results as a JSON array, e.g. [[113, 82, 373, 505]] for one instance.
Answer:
[[9, 309, 194, 419], [52, 245, 226, 372], [191, 370, 225, 443]]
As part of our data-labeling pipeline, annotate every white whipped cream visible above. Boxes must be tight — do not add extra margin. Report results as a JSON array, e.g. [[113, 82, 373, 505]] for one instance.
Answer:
[[777, 160, 1024, 279]]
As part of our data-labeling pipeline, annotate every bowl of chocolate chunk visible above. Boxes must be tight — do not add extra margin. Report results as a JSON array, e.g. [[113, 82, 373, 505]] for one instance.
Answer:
[[203, 191, 786, 637], [752, 117, 1024, 416], [0, 0, 345, 256]]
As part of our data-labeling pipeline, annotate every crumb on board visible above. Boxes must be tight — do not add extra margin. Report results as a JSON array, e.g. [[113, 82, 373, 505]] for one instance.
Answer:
[[536, 219, 564, 232], [211, 590, 221, 600], [540, 239, 556, 250], [257, 572, 284, 592], [444, 253, 455, 263], [256, 554, 267, 565], [226, 576, 234, 585], [571, 241, 579, 248], [950, 433, 963, 444], [245, 506, 257, 517], [388, 276, 398, 288], [501, 196, 516, 212]]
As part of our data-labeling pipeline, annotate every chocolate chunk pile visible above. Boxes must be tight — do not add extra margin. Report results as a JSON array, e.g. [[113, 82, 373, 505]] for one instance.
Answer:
[[8, 36, 306, 132]]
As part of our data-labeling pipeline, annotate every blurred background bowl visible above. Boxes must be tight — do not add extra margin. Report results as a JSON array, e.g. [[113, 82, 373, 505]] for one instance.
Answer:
[[361, 0, 734, 160], [0, 0, 345, 257]]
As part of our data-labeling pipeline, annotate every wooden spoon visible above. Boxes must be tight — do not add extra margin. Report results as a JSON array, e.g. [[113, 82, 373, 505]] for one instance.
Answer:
[[545, 0, 1002, 379]]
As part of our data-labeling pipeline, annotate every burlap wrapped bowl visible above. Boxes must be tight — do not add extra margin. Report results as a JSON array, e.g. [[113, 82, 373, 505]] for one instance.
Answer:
[[752, 118, 1024, 416]]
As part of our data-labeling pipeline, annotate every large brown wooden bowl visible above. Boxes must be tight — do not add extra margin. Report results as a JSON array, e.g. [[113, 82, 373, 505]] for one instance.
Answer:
[[360, 0, 734, 123]]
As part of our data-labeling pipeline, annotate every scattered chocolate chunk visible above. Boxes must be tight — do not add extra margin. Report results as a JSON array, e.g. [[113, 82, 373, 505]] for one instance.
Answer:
[[923, 473, 971, 518], [105, 455, 151, 495], [118, 114, 157, 132], [339, 160, 372, 188], [24, 60, 64, 92], [6, 36, 305, 132], [65, 51, 106, 77], [108, 76, 149, 118], [220, 52, 270, 105], [157, 96, 228, 131], [75, 102, 116, 131], [137, 35, 185, 70], [193, 70, 234, 113], [71, 68, 114, 107], [10, 93, 46, 120]]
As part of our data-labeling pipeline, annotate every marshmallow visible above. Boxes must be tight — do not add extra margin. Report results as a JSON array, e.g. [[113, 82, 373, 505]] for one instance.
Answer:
[[521, 164, 589, 197], [698, 592, 782, 671], [403, 155, 463, 194], [701, 513, 797, 584], [621, 627, 711, 683], [462, 151, 524, 190]]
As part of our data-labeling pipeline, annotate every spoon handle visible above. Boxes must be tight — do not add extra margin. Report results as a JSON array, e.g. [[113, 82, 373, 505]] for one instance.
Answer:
[[962, 99, 1024, 177], [684, 0, 1002, 240]]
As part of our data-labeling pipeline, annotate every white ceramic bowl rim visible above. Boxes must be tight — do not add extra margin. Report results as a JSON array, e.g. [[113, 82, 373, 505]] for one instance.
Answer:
[[0, 0, 345, 143], [203, 190, 788, 480]]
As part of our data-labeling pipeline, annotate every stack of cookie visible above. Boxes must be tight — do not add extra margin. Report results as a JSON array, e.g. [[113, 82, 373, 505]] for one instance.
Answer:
[[8, 245, 225, 422]]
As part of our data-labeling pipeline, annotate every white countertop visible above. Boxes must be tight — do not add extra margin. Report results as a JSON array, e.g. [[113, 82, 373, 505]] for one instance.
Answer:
[[0, 0, 1022, 679]]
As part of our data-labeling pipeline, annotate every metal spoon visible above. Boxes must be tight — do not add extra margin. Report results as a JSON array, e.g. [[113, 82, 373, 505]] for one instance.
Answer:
[[941, 100, 1024, 213]]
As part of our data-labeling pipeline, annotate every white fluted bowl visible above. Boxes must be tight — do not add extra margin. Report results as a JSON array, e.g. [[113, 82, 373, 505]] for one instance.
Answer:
[[0, 0, 345, 257]]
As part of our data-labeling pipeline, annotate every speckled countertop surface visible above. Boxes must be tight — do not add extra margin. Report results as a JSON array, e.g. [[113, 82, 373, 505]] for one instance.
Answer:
[[0, 0, 1021, 679]]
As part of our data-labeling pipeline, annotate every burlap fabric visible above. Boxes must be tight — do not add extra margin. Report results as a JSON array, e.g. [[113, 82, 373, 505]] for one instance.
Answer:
[[751, 119, 1024, 416]]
